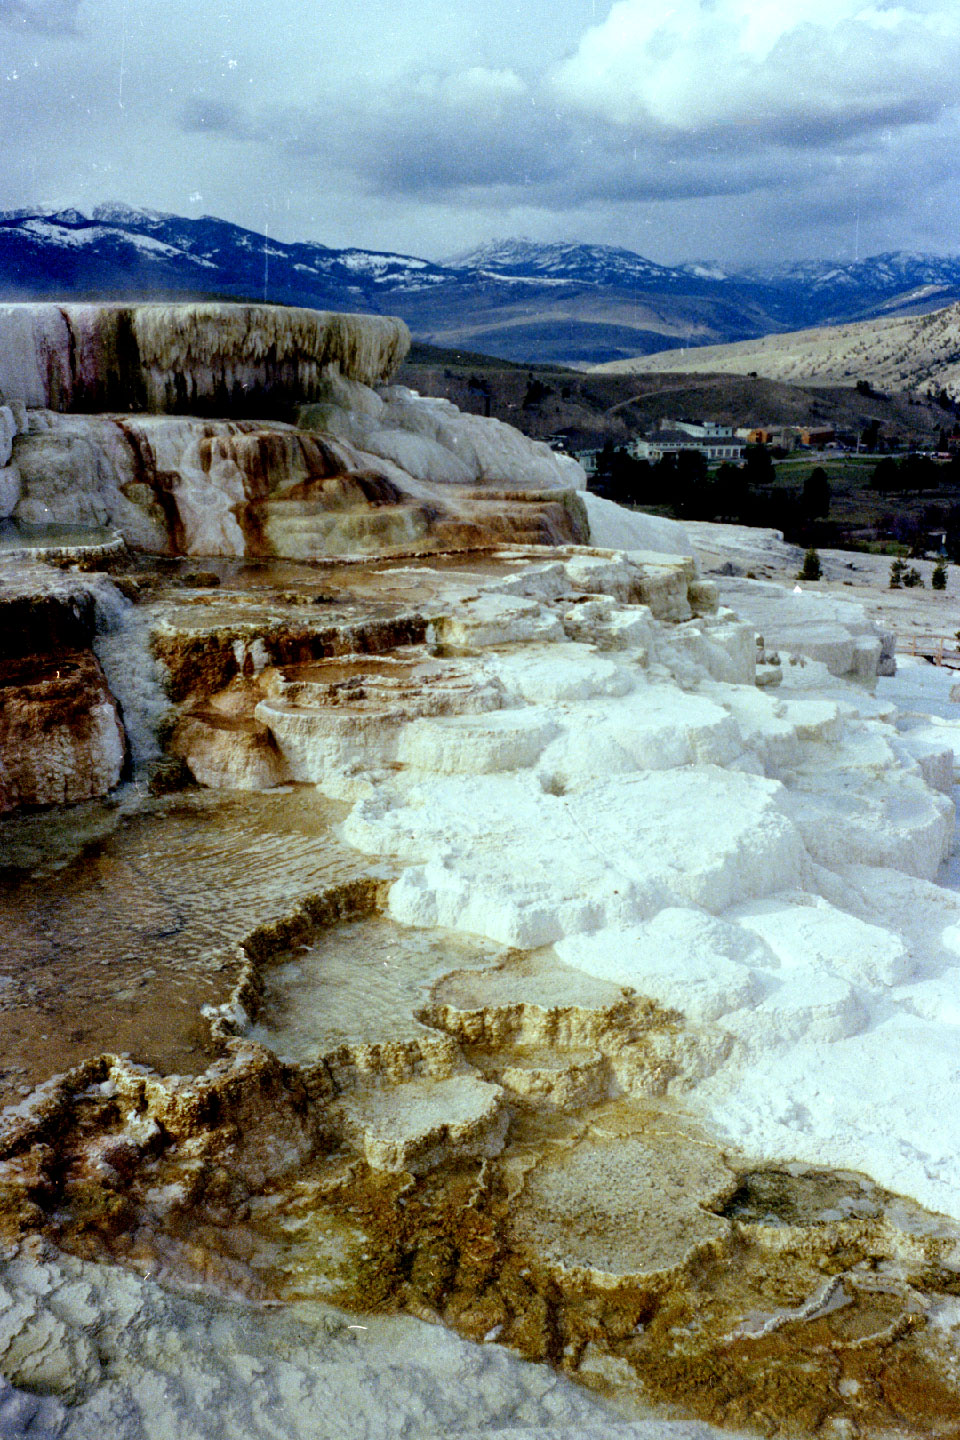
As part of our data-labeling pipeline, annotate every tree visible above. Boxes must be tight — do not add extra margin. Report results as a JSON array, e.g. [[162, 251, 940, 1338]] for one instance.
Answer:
[[932, 560, 948, 591], [870, 457, 899, 492], [713, 461, 750, 521], [889, 558, 907, 589], [798, 547, 821, 581], [903, 567, 925, 588], [672, 449, 713, 519], [743, 443, 775, 485], [522, 377, 551, 410], [802, 467, 831, 519]]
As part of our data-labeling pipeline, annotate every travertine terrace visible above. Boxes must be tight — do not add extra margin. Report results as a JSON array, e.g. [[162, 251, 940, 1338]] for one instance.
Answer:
[[3, 305, 960, 1439], [0, 303, 586, 561]]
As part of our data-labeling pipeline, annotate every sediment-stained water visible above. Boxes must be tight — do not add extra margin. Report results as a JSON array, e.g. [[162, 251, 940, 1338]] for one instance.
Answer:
[[249, 916, 507, 1063], [0, 786, 368, 1104]]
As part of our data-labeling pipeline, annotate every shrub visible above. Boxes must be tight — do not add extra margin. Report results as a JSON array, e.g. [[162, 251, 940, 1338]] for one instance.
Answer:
[[890, 558, 907, 588], [932, 560, 948, 591], [903, 567, 925, 588], [798, 547, 822, 581]]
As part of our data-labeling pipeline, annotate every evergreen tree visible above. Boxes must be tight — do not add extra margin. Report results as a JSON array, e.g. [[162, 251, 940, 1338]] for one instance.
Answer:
[[802, 467, 831, 519], [870, 458, 899, 492], [798, 547, 821, 581], [743, 443, 775, 485]]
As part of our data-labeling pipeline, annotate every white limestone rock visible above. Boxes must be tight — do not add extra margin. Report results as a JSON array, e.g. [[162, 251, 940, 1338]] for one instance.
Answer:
[[663, 615, 757, 686], [580, 492, 693, 556], [480, 644, 637, 705], [303, 380, 585, 493], [0, 404, 16, 467], [893, 715, 959, 793], [715, 578, 888, 680], [717, 688, 843, 774], [174, 714, 292, 790], [535, 687, 741, 790], [729, 896, 912, 988], [722, 972, 867, 1048], [375, 387, 582, 490], [780, 764, 954, 879], [354, 424, 476, 485], [337, 1075, 509, 1174], [427, 595, 564, 650], [556, 911, 769, 1023], [562, 597, 655, 653], [397, 709, 560, 775], [0, 1245, 730, 1440], [348, 767, 807, 948], [0, 465, 19, 519]]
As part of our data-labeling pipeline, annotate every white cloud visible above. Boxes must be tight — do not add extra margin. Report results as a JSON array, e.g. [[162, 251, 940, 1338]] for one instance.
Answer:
[[551, 0, 960, 139]]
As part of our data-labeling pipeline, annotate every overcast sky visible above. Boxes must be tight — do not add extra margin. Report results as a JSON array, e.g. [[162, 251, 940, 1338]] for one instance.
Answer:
[[2, 0, 959, 266]]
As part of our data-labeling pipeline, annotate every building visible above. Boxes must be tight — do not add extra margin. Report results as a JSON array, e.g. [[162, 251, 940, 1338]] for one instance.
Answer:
[[629, 422, 744, 464], [798, 426, 836, 448]]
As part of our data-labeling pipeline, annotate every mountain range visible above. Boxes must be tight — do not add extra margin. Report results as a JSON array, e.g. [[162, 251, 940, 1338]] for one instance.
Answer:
[[4, 203, 960, 368]]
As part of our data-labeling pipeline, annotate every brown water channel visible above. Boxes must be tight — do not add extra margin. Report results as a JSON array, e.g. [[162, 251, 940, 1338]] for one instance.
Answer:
[[0, 785, 367, 1105]]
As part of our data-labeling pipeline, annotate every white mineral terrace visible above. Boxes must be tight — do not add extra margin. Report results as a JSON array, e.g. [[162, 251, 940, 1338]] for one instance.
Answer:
[[3, 526, 960, 1438], [2, 304, 960, 1438]]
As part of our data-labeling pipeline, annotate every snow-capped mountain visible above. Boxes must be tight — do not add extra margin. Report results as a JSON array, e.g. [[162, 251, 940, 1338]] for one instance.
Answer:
[[3, 205, 960, 367], [449, 238, 688, 287], [0, 204, 452, 313], [449, 238, 736, 290], [746, 250, 960, 291]]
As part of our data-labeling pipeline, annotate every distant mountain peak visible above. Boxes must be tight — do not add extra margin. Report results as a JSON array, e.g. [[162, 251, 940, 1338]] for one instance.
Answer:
[[445, 237, 686, 289], [92, 201, 178, 227]]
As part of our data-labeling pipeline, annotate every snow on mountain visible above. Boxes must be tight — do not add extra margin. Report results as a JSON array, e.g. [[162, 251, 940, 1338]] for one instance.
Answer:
[[744, 250, 960, 297], [5, 206, 960, 368], [448, 237, 685, 287]]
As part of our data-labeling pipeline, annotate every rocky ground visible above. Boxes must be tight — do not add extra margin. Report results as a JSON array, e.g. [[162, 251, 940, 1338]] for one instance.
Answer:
[[686, 520, 960, 649]]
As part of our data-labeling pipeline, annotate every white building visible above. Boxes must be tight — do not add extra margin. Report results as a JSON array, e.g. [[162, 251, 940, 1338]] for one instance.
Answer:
[[629, 423, 744, 464]]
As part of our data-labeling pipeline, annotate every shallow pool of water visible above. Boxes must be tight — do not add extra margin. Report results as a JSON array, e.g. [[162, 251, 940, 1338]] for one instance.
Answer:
[[0, 786, 367, 1102], [0, 518, 118, 551], [249, 916, 505, 1063]]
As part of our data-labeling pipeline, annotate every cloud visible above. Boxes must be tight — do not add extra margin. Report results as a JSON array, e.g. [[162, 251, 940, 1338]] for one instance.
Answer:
[[0, 0, 79, 30], [157, 0, 960, 263], [178, 97, 255, 138], [551, 0, 960, 143]]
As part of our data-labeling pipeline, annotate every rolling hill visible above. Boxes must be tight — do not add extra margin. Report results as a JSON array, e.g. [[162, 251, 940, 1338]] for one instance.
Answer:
[[592, 301, 960, 398]]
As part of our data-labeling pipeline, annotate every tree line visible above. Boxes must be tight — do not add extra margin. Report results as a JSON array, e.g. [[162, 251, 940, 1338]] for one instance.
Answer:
[[590, 443, 830, 538]]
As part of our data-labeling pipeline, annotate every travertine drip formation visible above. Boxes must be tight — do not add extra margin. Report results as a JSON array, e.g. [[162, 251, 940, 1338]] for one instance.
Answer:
[[0, 304, 589, 559], [0, 302, 411, 411]]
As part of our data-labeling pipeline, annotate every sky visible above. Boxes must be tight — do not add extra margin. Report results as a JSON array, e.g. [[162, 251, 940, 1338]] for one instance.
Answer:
[[1, 0, 959, 267]]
